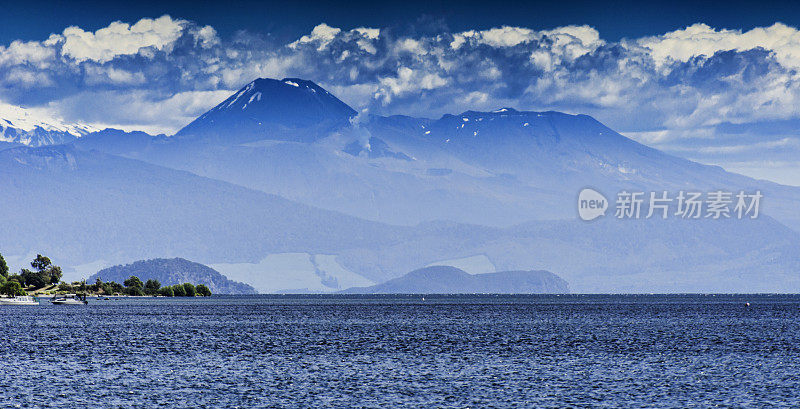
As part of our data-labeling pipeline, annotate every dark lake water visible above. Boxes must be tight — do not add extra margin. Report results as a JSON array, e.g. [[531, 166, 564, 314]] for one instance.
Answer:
[[2, 294, 800, 408]]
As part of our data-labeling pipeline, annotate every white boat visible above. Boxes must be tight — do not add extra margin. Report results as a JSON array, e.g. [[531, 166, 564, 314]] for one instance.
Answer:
[[0, 295, 39, 306], [50, 294, 88, 305]]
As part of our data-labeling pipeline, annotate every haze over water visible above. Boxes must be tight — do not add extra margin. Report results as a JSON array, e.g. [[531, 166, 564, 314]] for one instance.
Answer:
[[1, 294, 799, 407]]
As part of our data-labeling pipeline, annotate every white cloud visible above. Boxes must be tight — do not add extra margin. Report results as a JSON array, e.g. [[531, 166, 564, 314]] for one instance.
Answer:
[[395, 38, 425, 54], [4, 68, 53, 86], [60, 15, 186, 63], [540, 25, 604, 60], [0, 39, 56, 67], [290, 23, 381, 56], [83, 66, 146, 85], [291, 23, 342, 50], [49, 89, 232, 134], [637, 23, 800, 68], [354, 27, 380, 40], [193, 25, 219, 49], [376, 67, 447, 103], [450, 24, 603, 61], [451, 26, 535, 48]]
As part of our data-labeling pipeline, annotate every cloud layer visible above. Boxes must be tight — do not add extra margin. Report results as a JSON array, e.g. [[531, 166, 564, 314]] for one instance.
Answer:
[[1, 16, 800, 184]]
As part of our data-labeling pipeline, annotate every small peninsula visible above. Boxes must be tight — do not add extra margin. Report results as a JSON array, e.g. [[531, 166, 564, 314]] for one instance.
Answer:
[[89, 258, 257, 295]]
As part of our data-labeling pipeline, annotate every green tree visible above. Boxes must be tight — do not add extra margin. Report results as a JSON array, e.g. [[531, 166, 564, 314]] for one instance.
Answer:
[[110, 281, 124, 293], [88, 279, 102, 293], [0, 253, 8, 278], [158, 286, 174, 297], [48, 266, 62, 285], [20, 268, 46, 288], [58, 282, 73, 292], [125, 286, 144, 296], [101, 281, 124, 295], [21, 254, 61, 287], [144, 279, 161, 295], [172, 284, 186, 297], [123, 276, 143, 289], [31, 254, 51, 272], [0, 280, 25, 296], [182, 283, 196, 297], [195, 284, 212, 297]]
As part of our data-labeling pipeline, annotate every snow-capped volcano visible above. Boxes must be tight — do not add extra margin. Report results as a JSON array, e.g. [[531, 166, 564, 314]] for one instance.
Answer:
[[176, 78, 357, 144], [0, 102, 97, 147], [70, 78, 800, 231]]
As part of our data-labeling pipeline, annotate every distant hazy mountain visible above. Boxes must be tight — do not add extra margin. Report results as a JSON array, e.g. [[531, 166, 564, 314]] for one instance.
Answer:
[[341, 266, 569, 294], [88, 258, 257, 294], [0, 102, 96, 147], [75, 128, 169, 156]]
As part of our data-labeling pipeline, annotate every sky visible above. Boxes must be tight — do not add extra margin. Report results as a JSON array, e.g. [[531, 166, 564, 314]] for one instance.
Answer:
[[2, 0, 800, 185]]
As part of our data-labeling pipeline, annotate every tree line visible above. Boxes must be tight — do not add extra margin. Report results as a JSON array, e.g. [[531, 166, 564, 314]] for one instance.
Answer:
[[90, 276, 212, 297], [0, 253, 211, 297], [0, 254, 59, 296]]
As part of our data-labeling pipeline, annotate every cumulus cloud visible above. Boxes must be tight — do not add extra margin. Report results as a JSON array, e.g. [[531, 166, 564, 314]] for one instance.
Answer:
[[0, 39, 57, 67], [637, 23, 800, 68], [59, 16, 190, 63], [291, 23, 342, 50], [2, 15, 800, 184]]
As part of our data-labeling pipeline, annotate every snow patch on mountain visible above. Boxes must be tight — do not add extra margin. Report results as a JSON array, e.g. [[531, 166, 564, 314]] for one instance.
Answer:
[[0, 102, 97, 146], [210, 252, 374, 293]]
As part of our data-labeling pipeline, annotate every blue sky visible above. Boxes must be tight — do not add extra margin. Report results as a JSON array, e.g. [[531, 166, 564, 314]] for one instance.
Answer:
[[2, 0, 800, 185], [4, 0, 800, 43]]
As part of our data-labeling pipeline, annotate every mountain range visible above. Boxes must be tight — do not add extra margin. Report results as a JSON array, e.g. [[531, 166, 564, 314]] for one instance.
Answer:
[[1, 77, 799, 293], [66, 78, 800, 231]]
